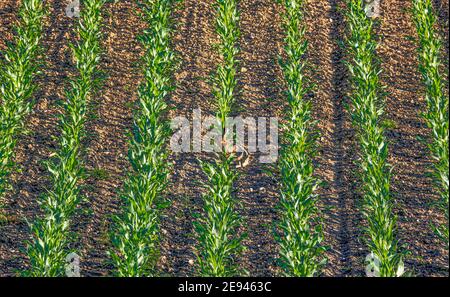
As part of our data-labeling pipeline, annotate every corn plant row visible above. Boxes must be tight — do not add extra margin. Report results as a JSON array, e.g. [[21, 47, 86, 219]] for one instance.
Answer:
[[275, 0, 325, 277], [109, 0, 175, 277], [344, 0, 404, 276], [194, 0, 243, 276], [26, 0, 106, 276], [0, 0, 46, 203], [412, 0, 449, 246]]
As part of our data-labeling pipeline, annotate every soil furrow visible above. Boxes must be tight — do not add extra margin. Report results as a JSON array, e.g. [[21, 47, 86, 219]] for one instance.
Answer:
[[306, 0, 363, 277], [160, 0, 218, 276], [236, 0, 283, 276]]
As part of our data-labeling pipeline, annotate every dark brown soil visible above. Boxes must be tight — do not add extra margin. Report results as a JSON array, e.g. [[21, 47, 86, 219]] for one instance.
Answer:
[[160, 0, 219, 276], [0, 0, 448, 277], [306, 0, 363, 277]]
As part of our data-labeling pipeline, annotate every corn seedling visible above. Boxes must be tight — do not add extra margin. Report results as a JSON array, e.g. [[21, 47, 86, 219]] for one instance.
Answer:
[[194, 0, 244, 276], [196, 156, 243, 276], [0, 0, 46, 203], [344, 0, 404, 277], [275, 0, 326, 277], [109, 0, 175, 277], [412, 0, 449, 246], [26, 0, 105, 276]]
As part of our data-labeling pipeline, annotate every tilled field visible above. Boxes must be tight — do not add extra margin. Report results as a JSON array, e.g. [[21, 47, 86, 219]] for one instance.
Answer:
[[0, 0, 448, 277]]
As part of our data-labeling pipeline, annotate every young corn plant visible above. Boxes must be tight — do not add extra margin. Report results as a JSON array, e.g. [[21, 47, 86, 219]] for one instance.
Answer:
[[26, 0, 105, 276], [194, 0, 244, 276], [196, 156, 243, 276], [412, 0, 449, 246], [0, 0, 46, 204], [109, 0, 175, 277], [344, 0, 404, 277], [275, 0, 326, 277]]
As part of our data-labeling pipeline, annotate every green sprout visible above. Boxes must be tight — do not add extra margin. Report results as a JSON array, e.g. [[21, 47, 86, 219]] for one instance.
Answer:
[[412, 0, 449, 246], [275, 0, 326, 277], [344, 0, 405, 277], [26, 0, 106, 276]]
